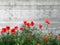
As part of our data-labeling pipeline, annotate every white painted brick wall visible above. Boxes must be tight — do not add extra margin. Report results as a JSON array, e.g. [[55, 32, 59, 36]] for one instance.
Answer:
[[0, 0, 60, 34]]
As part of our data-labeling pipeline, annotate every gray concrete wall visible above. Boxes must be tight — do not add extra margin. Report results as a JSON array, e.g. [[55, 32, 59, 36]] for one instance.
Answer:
[[0, 0, 60, 34]]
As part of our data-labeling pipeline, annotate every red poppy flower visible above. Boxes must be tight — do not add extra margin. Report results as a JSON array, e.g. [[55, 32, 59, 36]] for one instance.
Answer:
[[36, 43, 40, 45], [24, 20, 27, 25], [6, 26, 10, 30], [20, 27, 24, 31], [26, 22, 31, 27], [39, 24, 43, 29], [10, 28, 16, 34], [44, 19, 51, 24], [57, 36, 60, 40], [14, 26, 18, 29], [30, 21, 35, 26], [43, 36, 47, 41], [1, 28, 7, 33], [27, 35, 30, 40]]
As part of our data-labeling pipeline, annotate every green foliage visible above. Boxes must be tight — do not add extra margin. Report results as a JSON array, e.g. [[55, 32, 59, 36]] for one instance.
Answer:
[[0, 25, 60, 45]]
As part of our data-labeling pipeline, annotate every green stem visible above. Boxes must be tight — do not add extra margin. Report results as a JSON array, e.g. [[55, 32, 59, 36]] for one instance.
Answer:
[[46, 24, 49, 33]]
